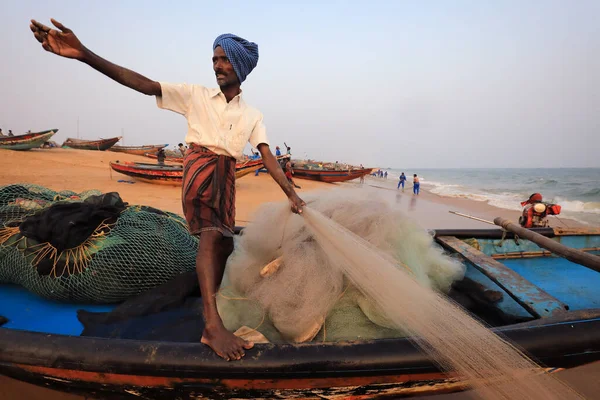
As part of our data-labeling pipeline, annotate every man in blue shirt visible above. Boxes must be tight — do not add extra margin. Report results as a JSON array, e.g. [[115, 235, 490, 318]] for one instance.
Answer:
[[275, 146, 281, 156], [398, 172, 407, 190]]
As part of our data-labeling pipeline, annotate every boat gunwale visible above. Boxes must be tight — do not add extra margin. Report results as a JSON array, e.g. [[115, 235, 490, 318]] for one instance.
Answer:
[[0, 309, 598, 380]]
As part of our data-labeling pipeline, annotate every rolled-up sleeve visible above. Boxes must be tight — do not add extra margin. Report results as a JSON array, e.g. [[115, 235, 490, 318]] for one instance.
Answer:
[[248, 114, 270, 149], [156, 82, 192, 116]]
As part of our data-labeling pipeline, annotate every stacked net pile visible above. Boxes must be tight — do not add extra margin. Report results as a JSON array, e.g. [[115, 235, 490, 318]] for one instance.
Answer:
[[217, 189, 466, 343], [0, 184, 197, 303]]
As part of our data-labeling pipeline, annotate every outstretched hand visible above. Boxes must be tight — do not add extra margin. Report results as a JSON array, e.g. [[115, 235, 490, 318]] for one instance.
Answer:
[[30, 19, 86, 60]]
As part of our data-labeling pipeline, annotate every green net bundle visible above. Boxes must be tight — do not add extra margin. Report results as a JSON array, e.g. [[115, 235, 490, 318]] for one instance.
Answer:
[[0, 184, 197, 303]]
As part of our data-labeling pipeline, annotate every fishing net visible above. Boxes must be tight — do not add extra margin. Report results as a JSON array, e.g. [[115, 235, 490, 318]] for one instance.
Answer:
[[0, 184, 197, 303], [217, 189, 466, 343]]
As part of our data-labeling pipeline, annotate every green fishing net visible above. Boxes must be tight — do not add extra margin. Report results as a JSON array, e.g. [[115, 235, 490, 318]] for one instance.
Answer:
[[0, 184, 197, 303]]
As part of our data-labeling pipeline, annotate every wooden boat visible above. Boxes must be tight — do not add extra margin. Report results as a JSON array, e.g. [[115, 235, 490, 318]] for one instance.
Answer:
[[109, 161, 184, 185], [0, 226, 599, 398], [292, 167, 373, 183], [110, 155, 291, 185], [0, 129, 58, 151], [108, 144, 168, 156], [63, 136, 121, 151]]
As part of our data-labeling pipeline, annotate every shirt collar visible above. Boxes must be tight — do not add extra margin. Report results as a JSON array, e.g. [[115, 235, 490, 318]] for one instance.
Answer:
[[210, 88, 243, 102]]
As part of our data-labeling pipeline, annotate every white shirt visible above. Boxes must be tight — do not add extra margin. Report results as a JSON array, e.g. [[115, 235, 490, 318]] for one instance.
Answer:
[[156, 83, 270, 160]]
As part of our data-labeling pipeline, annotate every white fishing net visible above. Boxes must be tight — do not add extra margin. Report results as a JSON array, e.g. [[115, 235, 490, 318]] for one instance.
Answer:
[[217, 189, 465, 343]]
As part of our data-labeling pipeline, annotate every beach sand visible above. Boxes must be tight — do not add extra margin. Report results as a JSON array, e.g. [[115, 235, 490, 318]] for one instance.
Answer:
[[0, 148, 591, 399]]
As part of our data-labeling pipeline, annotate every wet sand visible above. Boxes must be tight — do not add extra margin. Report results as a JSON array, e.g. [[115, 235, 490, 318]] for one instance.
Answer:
[[0, 148, 593, 399]]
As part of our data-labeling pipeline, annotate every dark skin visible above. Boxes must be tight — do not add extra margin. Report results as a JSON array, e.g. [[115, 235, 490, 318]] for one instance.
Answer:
[[30, 18, 305, 361]]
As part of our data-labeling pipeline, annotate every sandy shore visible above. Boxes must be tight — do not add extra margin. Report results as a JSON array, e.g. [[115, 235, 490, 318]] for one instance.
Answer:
[[0, 148, 333, 225], [0, 148, 593, 399]]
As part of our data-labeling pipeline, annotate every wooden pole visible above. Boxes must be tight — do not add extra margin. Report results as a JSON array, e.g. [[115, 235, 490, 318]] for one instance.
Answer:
[[449, 211, 496, 226], [494, 217, 600, 273]]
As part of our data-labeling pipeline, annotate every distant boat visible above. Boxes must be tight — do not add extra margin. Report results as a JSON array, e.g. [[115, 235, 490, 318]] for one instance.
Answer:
[[110, 155, 291, 184], [108, 144, 168, 156], [292, 167, 373, 183], [62, 137, 121, 151], [0, 129, 58, 151]]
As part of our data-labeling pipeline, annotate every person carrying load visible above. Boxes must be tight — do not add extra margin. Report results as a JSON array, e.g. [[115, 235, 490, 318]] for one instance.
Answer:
[[518, 193, 562, 228]]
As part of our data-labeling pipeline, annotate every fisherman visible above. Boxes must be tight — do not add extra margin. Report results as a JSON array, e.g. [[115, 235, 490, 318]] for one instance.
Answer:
[[30, 18, 305, 361], [8, 130, 14, 137], [275, 146, 281, 156], [286, 146, 291, 155], [156, 148, 166, 165], [0, 129, 4, 137], [518, 193, 562, 228], [413, 174, 420, 195], [398, 172, 407, 190]]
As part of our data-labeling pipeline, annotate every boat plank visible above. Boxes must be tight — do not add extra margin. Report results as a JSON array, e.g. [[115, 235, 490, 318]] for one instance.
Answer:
[[436, 236, 568, 318]]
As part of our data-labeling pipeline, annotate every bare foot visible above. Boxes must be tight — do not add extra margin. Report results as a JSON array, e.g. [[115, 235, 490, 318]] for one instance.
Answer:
[[201, 325, 254, 361]]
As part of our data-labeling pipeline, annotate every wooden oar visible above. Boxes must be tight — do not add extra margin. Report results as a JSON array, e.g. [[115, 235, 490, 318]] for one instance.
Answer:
[[494, 217, 600, 273]]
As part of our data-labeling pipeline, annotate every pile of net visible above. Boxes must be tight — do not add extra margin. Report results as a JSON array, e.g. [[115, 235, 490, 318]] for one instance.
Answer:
[[0, 184, 197, 303], [217, 189, 466, 343]]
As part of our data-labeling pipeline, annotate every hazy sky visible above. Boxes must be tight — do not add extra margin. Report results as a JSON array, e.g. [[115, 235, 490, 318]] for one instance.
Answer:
[[1, 1, 598, 168]]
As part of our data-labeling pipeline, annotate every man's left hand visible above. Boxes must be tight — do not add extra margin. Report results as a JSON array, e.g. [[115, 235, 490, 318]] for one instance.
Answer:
[[289, 193, 306, 214]]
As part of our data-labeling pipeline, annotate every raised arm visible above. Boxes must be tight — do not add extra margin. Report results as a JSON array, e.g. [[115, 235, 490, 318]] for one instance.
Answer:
[[30, 19, 161, 96], [257, 144, 305, 214]]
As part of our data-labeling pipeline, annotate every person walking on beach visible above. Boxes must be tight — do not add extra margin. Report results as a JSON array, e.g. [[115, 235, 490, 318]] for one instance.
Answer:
[[177, 143, 186, 157], [413, 174, 420, 195], [30, 18, 305, 361], [156, 148, 166, 165], [285, 160, 301, 189], [397, 172, 407, 190]]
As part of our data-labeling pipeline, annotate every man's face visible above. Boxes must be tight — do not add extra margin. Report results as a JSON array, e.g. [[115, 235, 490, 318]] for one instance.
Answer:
[[213, 46, 239, 87]]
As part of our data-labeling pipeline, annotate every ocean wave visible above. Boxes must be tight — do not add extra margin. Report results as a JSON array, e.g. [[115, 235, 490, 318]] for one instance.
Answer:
[[578, 187, 600, 198], [552, 198, 600, 214]]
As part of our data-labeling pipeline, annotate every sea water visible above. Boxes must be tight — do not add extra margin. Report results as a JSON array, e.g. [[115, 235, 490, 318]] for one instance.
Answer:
[[371, 168, 600, 225]]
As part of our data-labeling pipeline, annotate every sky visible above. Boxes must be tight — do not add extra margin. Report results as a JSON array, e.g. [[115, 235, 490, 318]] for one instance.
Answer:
[[1, 0, 598, 168]]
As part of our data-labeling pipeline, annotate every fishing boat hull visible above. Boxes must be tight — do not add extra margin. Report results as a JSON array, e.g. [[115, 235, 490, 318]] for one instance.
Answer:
[[63, 137, 121, 151], [109, 161, 183, 185], [0, 309, 598, 399], [109, 144, 168, 156], [1, 227, 599, 398], [0, 130, 57, 151], [292, 167, 373, 183]]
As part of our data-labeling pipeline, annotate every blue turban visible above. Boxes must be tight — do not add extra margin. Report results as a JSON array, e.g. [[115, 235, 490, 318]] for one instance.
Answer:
[[213, 34, 259, 83]]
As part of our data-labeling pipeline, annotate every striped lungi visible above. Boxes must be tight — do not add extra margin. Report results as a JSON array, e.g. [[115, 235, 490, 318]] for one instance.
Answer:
[[182, 145, 236, 237]]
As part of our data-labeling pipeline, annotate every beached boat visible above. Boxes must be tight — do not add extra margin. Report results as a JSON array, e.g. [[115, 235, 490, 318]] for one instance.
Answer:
[[63, 136, 121, 151], [292, 167, 373, 183], [0, 226, 598, 398], [109, 161, 184, 185], [111, 155, 291, 185], [108, 144, 168, 156], [0, 129, 58, 151]]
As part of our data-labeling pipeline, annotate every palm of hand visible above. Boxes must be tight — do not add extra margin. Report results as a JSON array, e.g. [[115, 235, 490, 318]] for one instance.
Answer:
[[47, 31, 82, 59]]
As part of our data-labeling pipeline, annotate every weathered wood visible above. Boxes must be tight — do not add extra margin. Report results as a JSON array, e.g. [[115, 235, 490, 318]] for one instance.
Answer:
[[492, 247, 600, 260], [436, 236, 568, 318], [553, 227, 600, 236], [495, 217, 600, 273]]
